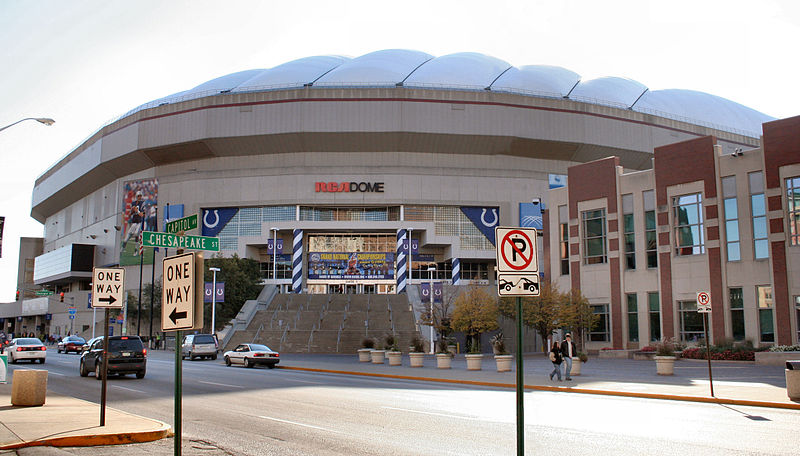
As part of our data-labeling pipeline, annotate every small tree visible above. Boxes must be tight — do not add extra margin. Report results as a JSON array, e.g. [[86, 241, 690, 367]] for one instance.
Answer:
[[418, 284, 457, 344], [500, 281, 563, 353], [450, 286, 499, 352], [203, 254, 262, 332], [558, 288, 598, 352]]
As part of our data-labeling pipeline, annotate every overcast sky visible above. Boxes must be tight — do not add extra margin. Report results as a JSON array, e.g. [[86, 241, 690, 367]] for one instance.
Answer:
[[1, 0, 798, 301]]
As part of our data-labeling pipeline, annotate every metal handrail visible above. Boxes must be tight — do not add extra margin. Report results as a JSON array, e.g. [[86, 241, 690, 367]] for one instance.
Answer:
[[252, 323, 264, 343], [279, 326, 289, 352]]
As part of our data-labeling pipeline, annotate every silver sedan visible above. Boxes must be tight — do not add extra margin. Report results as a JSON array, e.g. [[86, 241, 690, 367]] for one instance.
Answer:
[[5, 338, 47, 364], [223, 343, 280, 369]]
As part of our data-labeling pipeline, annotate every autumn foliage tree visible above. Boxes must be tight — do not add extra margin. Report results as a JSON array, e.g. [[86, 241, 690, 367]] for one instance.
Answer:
[[450, 286, 499, 352]]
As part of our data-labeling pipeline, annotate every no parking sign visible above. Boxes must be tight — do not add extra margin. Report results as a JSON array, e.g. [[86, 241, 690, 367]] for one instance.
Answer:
[[495, 227, 540, 296]]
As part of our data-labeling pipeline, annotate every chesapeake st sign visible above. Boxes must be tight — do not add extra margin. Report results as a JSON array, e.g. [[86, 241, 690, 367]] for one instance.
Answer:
[[142, 231, 219, 251]]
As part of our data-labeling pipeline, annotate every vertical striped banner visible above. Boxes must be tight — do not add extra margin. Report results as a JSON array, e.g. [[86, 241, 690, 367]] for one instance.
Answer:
[[452, 258, 461, 285], [396, 229, 407, 293], [292, 229, 303, 293]]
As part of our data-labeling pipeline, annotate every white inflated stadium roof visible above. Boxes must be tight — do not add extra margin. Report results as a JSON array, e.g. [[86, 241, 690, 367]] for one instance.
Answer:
[[123, 49, 773, 138]]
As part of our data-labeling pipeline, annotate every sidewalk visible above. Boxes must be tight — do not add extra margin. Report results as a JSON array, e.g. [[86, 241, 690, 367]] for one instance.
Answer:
[[278, 352, 800, 409], [0, 383, 171, 450], [0, 353, 796, 450]]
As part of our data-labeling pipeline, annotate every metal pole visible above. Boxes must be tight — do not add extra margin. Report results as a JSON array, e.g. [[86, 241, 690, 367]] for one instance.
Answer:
[[149, 207, 157, 347], [175, 329, 183, 456], [429, 268, 434, 354], [516, 296, 524, 456], [704, 312, 714, 397], [137, 249, 143, 336], [92, 307, 96, 339], [271, 227, 278, 292], [211, 270, 217, 335], [100, 308, 109, 426]]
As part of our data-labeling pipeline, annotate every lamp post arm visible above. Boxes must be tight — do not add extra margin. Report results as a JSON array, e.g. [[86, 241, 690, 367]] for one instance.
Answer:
[[0, 117, 55, 133]]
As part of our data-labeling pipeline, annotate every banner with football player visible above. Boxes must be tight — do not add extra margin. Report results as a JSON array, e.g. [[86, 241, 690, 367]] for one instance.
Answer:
[[120, 178, 158, 266]]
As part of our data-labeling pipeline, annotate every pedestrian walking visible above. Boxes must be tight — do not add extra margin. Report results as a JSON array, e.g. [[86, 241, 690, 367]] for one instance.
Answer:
[[561, 333, 576, 381], [548, 340, 563, 381]]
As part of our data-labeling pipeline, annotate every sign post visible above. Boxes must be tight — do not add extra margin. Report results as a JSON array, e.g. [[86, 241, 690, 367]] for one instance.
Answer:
[[162, 252, 204, 456], [697, 291, 714, 397], [91, 267, 125, 427], [495, 226, 540, 456]]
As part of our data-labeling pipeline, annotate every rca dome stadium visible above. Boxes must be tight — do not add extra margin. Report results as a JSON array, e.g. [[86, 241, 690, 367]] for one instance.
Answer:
[[25, 49, 775, 352]]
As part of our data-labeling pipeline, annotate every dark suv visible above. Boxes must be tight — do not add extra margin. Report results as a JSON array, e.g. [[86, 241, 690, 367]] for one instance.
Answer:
[[79, 335, 146, 379]]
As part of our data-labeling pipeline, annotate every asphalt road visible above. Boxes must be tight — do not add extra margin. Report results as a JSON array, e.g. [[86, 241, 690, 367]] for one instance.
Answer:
[[6, 349, 800, 455]]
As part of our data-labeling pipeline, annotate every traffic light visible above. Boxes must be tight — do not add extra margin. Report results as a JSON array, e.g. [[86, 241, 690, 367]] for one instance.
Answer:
[[15, 290, 19, 301], [60, 292, 64, 303]]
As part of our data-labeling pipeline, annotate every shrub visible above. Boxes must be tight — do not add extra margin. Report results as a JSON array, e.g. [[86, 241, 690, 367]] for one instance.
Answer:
[[385, 334, 398, 351], [578, 352, 588, 363], [490, 332, 508, 355], [769, 345, 800, 352], [653, 338, 677, 357], [361, 338, 375, 349], [682, 347, 755, 361], [410, 336, 425, 353]]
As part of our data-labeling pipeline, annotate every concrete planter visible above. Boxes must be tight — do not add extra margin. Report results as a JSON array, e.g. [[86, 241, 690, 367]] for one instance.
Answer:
[[11, 369, 48, 406], [655, 356, 676, 375], [495, 354, 513, 372], [570, 358, 582, 376], [358, 348, 372, 362], [387, 351, 402, 366], [436, 353, 452, 369], [465, 354, 483, 371], [409, 352, 426, 368], [787, 368, 800, 400], [633, 351, 656, 361], [371, 350, 386, 364]]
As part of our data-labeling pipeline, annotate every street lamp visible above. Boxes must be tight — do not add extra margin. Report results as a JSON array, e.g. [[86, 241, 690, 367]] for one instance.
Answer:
[[209, 267, 220, 336], [271, 227, 278, 292], [427, 265, 436, 355], [0, 117, 55, 133]]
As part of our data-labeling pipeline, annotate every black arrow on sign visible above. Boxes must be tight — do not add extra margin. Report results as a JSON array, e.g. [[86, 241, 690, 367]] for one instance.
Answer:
[[99, 295, 116, 305], [169, 307, 188, 324]]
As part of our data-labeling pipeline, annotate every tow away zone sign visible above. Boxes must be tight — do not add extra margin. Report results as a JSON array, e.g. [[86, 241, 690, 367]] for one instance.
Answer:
[[161, 252, 204, 331], [495, 226, 540, 296]]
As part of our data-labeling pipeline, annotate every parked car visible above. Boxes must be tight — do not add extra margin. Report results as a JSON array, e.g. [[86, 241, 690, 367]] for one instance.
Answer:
[[181, 334, 218, 360], [5, 338, 47, 364], [223, 343, 279, 368], [57, 336, 86, 354], [79, 335, 146, 379]]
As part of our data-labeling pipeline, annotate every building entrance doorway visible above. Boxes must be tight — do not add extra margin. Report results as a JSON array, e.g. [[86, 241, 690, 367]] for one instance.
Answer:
[[363, 284, 376, 294], [345, 284, 358, 294], [328, 284, 343, 294]]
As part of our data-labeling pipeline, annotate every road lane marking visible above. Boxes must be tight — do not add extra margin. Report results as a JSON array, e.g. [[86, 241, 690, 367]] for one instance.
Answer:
[[381, 406, 480, 421], [257, 415, 341, 434], [112, 385, 146, 393], [197, 380, 244, 389]]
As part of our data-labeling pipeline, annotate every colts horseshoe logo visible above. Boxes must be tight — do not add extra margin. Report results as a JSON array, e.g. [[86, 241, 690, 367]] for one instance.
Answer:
[[481, 208, 498, 227], [203, 210, 220, 229]]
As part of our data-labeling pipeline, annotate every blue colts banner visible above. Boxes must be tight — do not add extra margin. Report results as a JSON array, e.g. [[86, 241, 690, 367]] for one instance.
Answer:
[[204, 282, 225, 303], [420, 282, 443, 304], [202, 208, 238, 237], [460, 207, 499, 246], [267, 239, 283, 254]]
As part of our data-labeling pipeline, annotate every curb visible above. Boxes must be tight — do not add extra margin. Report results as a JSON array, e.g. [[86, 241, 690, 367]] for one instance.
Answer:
[[278, 365, 800, 411], [0, 411, 173, 450]]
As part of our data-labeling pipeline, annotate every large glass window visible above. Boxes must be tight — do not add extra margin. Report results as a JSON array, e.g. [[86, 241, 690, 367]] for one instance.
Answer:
[[679, 301, 705, 343], [405, 205, 494, 250], [627, 293, 639, 342], [672, 193, 704, 255], [590, 304, 610, 342], [300, 206, 400, 222], [622, 194, 635, 270], [721, 176, 740, 261], [648, 292, 661, 341], [643, 190, 657, 268], [582, 209, 607, 265], [749, 172, 768, 259], [788, 177, 800, 246], [730, 287, 745, 341], [795, 296, 800, 343], [559, 205, 569, 275], [757, 285, 774, 343]]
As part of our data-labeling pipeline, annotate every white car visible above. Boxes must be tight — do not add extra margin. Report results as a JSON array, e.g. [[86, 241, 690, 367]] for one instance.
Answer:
[[5, 338, 47, 364], [223, 343, 279, 369]]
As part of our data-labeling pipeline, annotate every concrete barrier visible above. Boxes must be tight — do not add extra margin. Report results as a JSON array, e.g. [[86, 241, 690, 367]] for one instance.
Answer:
[[11, 369, 48, 406]]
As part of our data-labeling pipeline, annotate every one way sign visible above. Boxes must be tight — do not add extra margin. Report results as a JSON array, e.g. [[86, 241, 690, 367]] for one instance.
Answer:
[[161, 252, 204, 331], [92, 267, 124, 308]]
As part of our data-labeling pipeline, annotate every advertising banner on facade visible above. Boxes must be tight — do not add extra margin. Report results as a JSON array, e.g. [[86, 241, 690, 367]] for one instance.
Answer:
[[460, 206, 499, 245], [308, 252, 394, 280], [120, 179, 158, 266], [519, 202, 544, 229]]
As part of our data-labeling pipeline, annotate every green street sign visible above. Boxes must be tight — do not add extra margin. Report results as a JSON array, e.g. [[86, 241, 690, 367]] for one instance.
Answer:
[[165, 214, 198, 234], [142, 231, 219, 252], [35, 290, 54, 296]]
